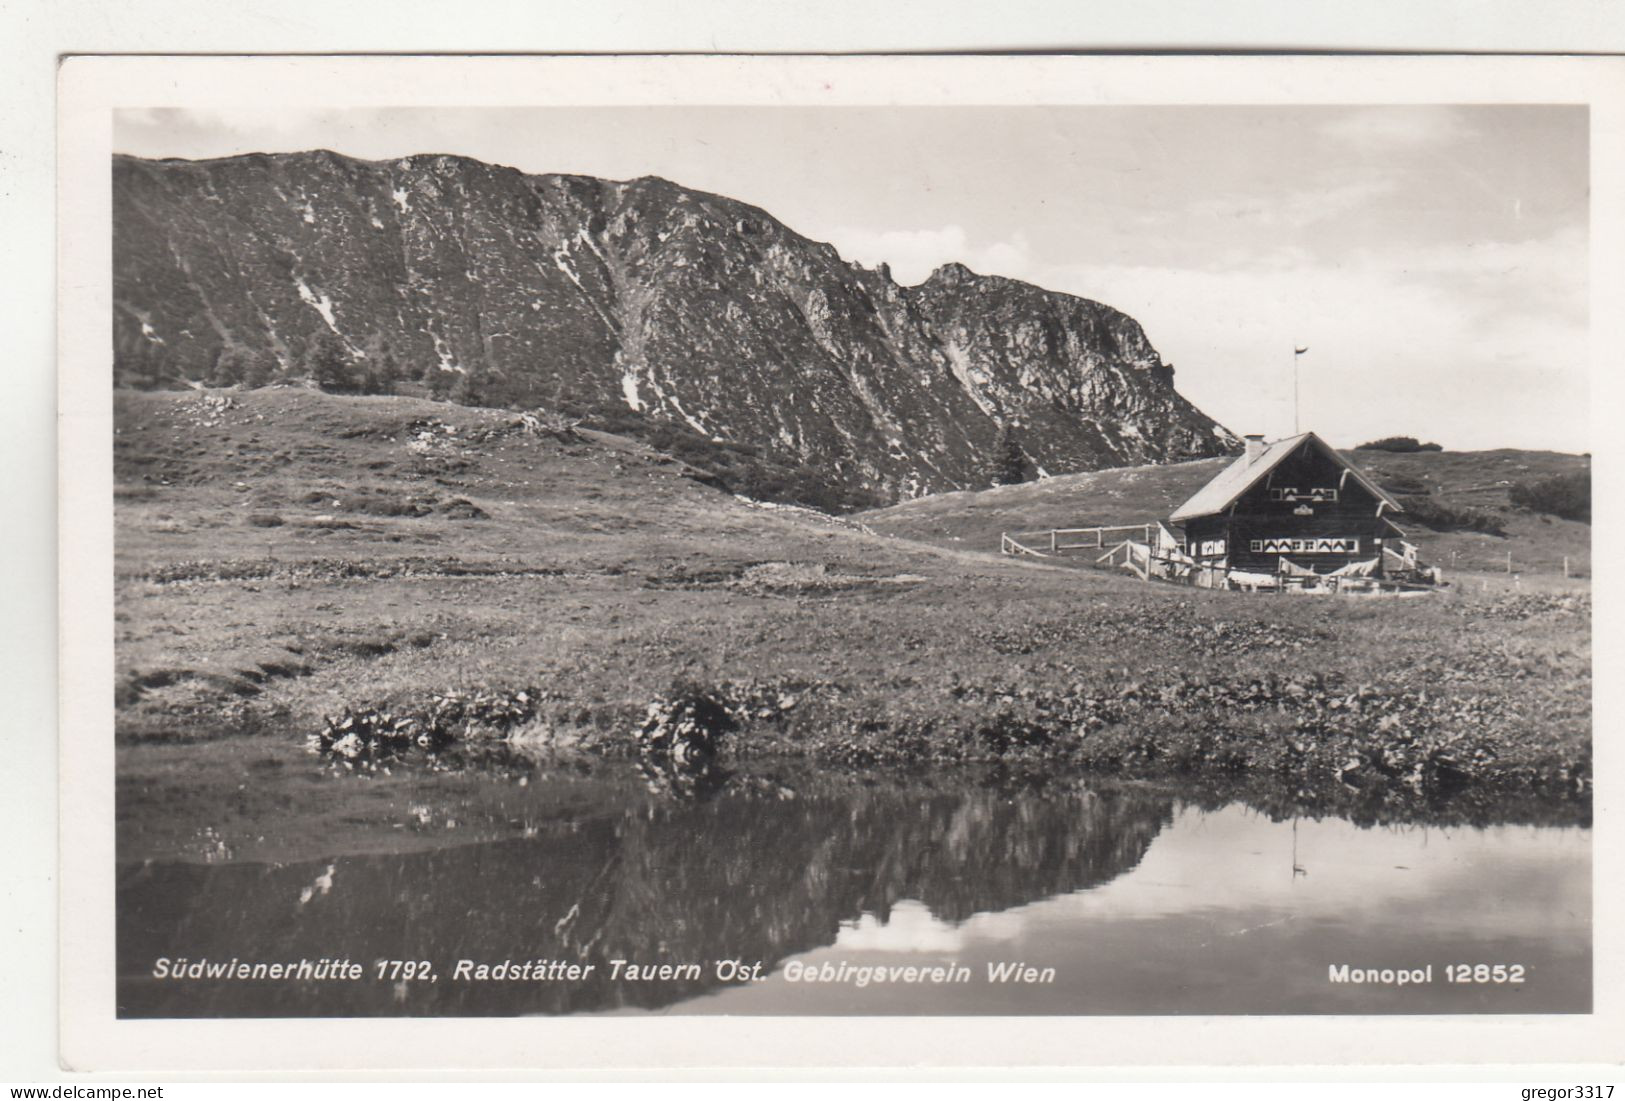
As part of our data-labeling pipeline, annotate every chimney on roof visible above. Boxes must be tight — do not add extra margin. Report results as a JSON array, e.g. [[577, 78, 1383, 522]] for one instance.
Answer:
[[1244, 434, 1266, 464]]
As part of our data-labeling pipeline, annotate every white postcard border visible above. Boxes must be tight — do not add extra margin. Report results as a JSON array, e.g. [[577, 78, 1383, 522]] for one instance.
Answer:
[[57, 53, 1625, 1073]]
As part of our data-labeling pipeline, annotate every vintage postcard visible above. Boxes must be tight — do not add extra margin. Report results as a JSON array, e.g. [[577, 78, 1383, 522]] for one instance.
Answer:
[[57, 54, 1623, 1072]]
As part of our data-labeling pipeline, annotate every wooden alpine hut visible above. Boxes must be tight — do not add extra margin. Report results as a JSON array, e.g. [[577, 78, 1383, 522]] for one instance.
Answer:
[[1169, 432, 1405, 583]]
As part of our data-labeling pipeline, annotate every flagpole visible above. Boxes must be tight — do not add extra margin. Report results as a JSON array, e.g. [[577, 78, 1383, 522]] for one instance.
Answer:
[[1292, 344, 1308, 434]]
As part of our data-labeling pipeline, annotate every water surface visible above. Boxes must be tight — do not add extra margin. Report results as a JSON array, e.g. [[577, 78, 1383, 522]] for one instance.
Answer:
[[117, 755, 1590, 1017]]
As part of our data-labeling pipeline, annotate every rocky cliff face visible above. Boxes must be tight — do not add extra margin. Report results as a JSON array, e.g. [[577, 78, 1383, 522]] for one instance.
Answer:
[[113, 150, 1237, 499]]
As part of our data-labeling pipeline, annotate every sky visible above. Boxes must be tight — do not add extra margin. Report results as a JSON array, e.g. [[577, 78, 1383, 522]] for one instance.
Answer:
[[115, 105, 1590, 452]]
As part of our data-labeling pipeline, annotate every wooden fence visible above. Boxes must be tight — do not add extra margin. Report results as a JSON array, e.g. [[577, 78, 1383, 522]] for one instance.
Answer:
[[1000, 524, 1155, 558], [1002, 523, 1444, 596]]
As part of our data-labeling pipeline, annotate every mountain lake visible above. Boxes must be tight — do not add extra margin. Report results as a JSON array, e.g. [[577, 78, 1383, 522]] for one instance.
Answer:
[[115, 741, 1591, 1018]]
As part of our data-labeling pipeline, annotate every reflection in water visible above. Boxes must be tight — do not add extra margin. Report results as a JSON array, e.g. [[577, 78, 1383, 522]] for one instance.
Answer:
[[691, 805, 1590, 1017], [118, 769, 1172, 1017]]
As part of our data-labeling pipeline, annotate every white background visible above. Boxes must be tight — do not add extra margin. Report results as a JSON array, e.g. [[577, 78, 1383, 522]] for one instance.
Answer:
[[9, 0, 1625, 1086]]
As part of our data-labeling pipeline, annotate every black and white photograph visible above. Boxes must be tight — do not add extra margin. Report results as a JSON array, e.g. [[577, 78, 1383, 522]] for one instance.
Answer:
[[51, 53, 1623, 1070]]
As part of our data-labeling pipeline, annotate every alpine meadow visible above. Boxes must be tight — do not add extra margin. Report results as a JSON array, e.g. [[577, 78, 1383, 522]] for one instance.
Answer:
[[104, 102, 1593, 1022]]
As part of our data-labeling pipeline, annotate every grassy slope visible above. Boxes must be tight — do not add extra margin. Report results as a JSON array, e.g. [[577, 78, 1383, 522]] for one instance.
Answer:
[[114, 389, 1591, 832], [860, 448, 1592, 577], [122, 387, 1162, 730], [1349, 448, 1591, 575]]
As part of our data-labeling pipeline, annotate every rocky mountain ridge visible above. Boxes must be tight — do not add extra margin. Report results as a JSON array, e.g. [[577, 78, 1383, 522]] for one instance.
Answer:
[[113, 150, 1238, 500]]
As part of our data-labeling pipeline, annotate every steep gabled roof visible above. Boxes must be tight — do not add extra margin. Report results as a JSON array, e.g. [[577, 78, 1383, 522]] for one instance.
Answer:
[[1169, 431, 1403, 524]]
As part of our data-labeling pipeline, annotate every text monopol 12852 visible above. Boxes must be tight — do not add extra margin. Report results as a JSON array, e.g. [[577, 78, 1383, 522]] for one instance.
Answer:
[[1328, 964, 1528, 985]]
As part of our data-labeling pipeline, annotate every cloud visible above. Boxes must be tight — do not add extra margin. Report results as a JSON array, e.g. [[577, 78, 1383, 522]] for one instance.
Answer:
[[826, 214, 1585, 452], [114, 107, 384, 157], [1318, 107, 1471, 149], [1186, 178, 1398, 231], [977, 231, 1033, 275], [1042, 225, 1587, 451], [828, 224, 1032, 285], [833, 900, 1025, 954]]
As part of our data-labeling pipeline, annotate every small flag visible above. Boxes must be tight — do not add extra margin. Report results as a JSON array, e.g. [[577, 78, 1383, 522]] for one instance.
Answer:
[[1294, 345, 1309, 355]]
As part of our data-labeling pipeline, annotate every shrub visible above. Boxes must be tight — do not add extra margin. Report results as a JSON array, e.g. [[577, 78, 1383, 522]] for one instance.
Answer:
[[987, 424, 1031, 486], [448, 369, 486, 406], [1356, 436, 1443, 453], [302, 487, 438, 517], [554, 396, 885, 513], [516, 409, 581, 437], [1396, 494, 1505, 535], [1510, 470, 1590, 523], [1377, 472, 1429, 495], [425, 367, 455, 400], [239, 351, 275, 389], [207, 346, 250, 387], [359, 333, 401, 395], [304, 331, 358, 393], [440, 498, 488, 520]]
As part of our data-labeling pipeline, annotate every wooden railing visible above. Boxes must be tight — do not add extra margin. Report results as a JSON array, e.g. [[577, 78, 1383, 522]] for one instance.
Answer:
[[1001, 524, 1443, 596], [999, 524, 1154, 558]]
